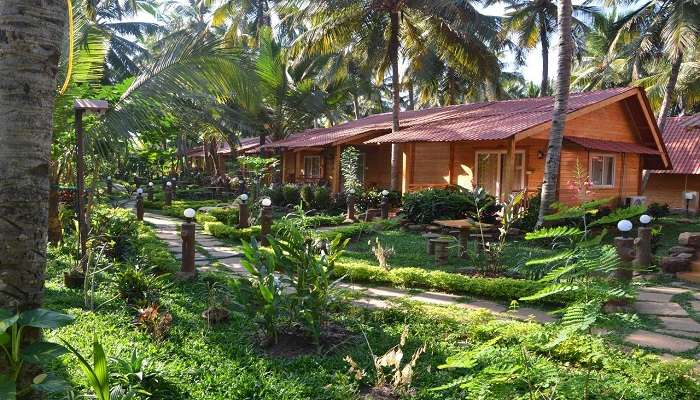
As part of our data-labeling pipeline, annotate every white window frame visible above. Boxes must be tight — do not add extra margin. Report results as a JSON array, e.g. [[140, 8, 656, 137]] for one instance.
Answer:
[[303, 155, 321, 179], [474, 150, 526, 197], [589, 153, 616, 188]]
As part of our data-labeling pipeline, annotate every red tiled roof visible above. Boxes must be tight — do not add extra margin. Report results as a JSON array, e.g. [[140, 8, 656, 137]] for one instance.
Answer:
[[651, 116, 700, 174], [564, 137, 660, 155], [186, 137, 265, 157], [367, 87, 635, 143]]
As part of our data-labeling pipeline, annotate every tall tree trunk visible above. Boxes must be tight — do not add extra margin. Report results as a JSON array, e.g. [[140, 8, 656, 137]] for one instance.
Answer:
[[407, 81, 415, 110], [352, 92, 361, 119], [389, 10, 401, 191], [539, 14, 550, 97], [536, 0, 573, 227], [0, 0, 67, 309], [447, 68, 457, 105], [657, 54, 683, 133]]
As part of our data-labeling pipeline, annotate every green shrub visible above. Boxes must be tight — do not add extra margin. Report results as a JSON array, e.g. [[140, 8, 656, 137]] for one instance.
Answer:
[[113, 264, 169, 306], [282, 184, 301, 206], [300, 185, 315, 208], [313, 186, 332, 210], [204, 221, 261, 242], [208, 207, 240, 226], [356, 189, 401, 211], [647, 202, 670, 218], [90, 207, 140, 260], [401, 187, 498, 224], [334, 262, 554, 303]]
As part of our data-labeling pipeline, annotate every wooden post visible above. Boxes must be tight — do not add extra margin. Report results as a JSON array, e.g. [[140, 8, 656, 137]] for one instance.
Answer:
[[401, 143, 414, 193], [448, 143, 455, 185], [635, 227, 652, 268], [333, 145, 342, 193], [178, 220, 197, 280], [614, 237, 635, 282], [502, 138, 516, 200], [295, 151, 302, 183]]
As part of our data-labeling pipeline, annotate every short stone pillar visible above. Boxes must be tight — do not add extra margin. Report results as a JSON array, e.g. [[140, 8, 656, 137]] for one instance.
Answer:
[[614, 237, 635, 282], [260, 202, 273, 246], [178, 219, 197, 280], [164, 183, 173, 206], [238, 200, 250, 229], [634, 227, 652, 269], [106, 176, 112, 195], [135, 191, 144, 221], [380, 191, 390, 219], [345, 192, 357, 223], [432, 238, 451, 265], [422, 233, 440, 254]]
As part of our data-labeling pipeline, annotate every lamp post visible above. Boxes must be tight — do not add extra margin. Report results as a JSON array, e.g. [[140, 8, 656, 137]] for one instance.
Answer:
[[380, 189, 390, 219], [135, 188, 144, 221], [74, 99, 109, 272], [171, 177, 177, 197], [106, 176, 112, 195], [238, 194, 250, 229], [345, 188, 356, 223], [685, 192, 695, 217], [147, 182, 154, 201], [164, 181, 173, 206], [635, 214, 653, 268], [614, 219, 635, 282], [178, 208, 197, 280], [260, 198, 272, 246]]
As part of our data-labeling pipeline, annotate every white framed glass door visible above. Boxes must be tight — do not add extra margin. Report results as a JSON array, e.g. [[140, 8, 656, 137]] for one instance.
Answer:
[[475, 150, 525, 198]]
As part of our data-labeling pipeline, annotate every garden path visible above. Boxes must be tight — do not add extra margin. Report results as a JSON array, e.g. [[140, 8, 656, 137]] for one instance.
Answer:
[[130, 207, 558, 324]]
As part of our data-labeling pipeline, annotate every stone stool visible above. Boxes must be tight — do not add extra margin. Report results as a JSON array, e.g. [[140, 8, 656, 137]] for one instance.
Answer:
[[422, 233, 440, 255], [431, 238, 451, 265]]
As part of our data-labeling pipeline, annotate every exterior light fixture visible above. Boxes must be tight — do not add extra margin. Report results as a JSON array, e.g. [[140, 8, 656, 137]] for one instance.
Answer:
[[261, 198, 272, 207], [617, 219, 633, 236], [148, 182, 154, 187], [381, 189, 390, 196], [166, 181, 172, 187], [239, 193, 249, 202], [137, 188, 143, 195], [639, 214, 652, 225], [183, 208, 196, 219]]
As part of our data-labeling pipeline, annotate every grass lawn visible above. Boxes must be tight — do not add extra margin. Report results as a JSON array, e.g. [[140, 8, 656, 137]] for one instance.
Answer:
[[652, 215, 700, 256]]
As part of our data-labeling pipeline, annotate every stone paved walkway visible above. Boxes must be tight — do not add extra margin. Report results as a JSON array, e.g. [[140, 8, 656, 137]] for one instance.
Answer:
[[134, 209, 556, 324], [623, 285, 700, 359]]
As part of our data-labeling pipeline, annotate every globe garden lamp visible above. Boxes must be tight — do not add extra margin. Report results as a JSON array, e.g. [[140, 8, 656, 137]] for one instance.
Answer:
[[74, 99, 109, 272], [164, 181, 173, 206], [636, 214, 653, 268], [179, 208, 197, 280], [380, 189, 390, 219], [184, 208, 196, 222], [148, 182, 154, 187], [135, 188, 145, 221], [166, 181, 172, 187], [639, 214, 652, 225], [617, 219, 633, 238], [238, 194, 250, 229], [260, 198, 273, 246]]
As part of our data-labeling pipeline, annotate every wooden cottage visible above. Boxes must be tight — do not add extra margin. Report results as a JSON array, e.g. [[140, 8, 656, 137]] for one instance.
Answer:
[[265, 87, 671, 205], [644, 116, 700, 212], [186, 137, 266, 172]]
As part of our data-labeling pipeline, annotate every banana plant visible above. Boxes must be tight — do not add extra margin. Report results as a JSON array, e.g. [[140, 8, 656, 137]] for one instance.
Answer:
[[0, 308, 75, 399]]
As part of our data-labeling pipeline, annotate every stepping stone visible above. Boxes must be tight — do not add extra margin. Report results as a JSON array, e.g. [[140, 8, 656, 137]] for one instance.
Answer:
[[640, 286, 690, 296], [207, 250, 242, 260], [410, 291, 466, 306], [637, 291, 674, 302], [659, 316, 700, 332], [634, 301, 688, 316], [362, 286, 410, 299], [460, 300, 507, 314], [352, 298, 391, 310], [689, 301, 700, 312], [624, 330, 698, 352], [510, 307, 556, 323], [658, 329, 700, 339]]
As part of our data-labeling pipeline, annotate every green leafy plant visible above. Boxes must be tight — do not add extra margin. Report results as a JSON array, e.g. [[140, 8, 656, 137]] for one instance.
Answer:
[[0, 309, 74, 399], [340, 146, 362, 192], [401, 186, 498, 224], [61, 340, 113, 400], [113, 264, 169, 306]]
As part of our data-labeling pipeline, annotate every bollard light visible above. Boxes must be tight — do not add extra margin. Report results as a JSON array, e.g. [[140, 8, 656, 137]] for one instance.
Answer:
[[261, 198, 272, 207], [239, 193, 249, 202], [166, 181, 172, 187], [639, 214, 652, 225], [173, 177, 177, 181], [137, 188, 143, 195], [107, 176, 111, 180], [148, 182, 154, 187], [381, 189, 390, 196]]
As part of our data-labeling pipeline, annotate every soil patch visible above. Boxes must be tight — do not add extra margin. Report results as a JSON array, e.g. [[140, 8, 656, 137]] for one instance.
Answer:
[[263, 323, 355, 358]]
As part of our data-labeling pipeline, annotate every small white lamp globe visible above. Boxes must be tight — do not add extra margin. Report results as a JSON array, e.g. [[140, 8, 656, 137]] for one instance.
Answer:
[[261, 198, 272, 207], [640, 214, 652, 225], [172, 177, 177, 181], [348, 188, 356, 195], [137, 188, 143, 195], [148, 182, 154, 187], [107, 176, 111, 180], [166, 181, 172, 187], [239, 193, 249, 202], [183, 208, 196, 219], [617, 219, 633, 232], [381, 189, 390, 196]]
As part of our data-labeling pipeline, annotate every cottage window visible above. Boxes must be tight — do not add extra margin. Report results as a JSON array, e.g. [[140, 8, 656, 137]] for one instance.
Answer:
[[590, 154, 615, 187], [303, 155, 321, 178]]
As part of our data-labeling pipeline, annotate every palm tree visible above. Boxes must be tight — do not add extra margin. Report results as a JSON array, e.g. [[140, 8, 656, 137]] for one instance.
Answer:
[[496, 0, 598, 96], [291, 0, 501, 190], [614, 0, 699, 130], [536, 0, 574, 226]]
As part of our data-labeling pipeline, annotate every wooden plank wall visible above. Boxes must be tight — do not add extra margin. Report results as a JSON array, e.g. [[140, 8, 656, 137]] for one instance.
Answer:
[[359, 144, 392, 189], [644, 174, 700, 210]]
